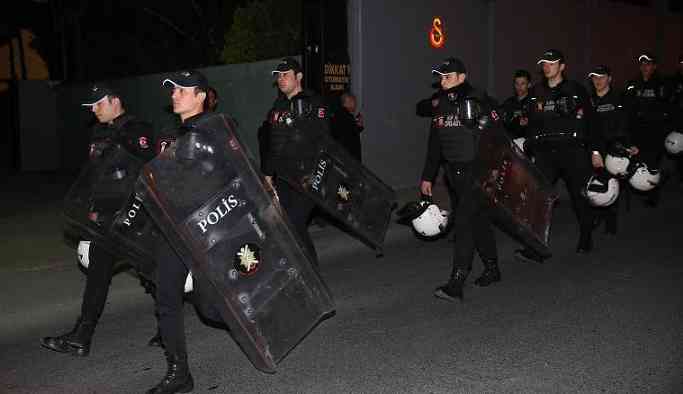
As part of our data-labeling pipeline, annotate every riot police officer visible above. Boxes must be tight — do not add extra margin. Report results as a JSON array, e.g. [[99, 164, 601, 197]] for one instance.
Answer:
[[588, 65, 638, 234], [623, 53, 672, 207], [515, 49, 595, 263], [41, 84, 158, 356], [669, 55, 683, 182], [262, 57, 330, 267], [500, 69, 533, 139], [420, 57, 500, 301], [146, 70, 216, 394]]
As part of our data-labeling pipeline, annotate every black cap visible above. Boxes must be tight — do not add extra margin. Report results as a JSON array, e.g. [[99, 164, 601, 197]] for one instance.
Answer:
[[637, 52, 657, 64], [432, 57, 466, 75], [162, 70, 209, 90], [513, 69, 531, 80], [537, 49, 565, 64], [81, 83, 117, 106], [272, 57, 302, 75], [588, 65, 611, 78]]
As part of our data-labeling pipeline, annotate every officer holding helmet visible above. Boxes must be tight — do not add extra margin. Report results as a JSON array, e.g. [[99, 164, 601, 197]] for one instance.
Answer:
[[588, 65, 637, 234], [420, 57, 500, 302], [623, 52, 672, 206]]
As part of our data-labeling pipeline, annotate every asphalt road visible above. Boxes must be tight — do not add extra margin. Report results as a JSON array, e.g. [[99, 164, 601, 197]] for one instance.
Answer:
[[1, 174, 682, 394]]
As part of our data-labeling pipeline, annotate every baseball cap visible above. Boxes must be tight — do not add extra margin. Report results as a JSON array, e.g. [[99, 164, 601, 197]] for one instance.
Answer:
[[537, 49, 565, 64], [81, 83, 117, 106], [587, 65, 611, 78], [272, 57, 302, 75], [637, 52, 657, 64], [432, 57, 466, 75], [162, 70, 209, 90]]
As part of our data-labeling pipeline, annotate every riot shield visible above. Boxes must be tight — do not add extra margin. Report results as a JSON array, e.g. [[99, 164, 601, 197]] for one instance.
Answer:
[[63, 144, 146, 256], [276, 118, 396, 253], [473, 127, 558, 257], [63, 144, 162, 281], [137, 113, 335, 373]]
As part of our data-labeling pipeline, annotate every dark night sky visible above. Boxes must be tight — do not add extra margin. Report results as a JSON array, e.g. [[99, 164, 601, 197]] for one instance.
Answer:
[[3, 0, 246, 81]]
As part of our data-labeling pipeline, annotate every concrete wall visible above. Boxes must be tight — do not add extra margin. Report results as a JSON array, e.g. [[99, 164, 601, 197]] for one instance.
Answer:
[[349, 0, 682, 189]]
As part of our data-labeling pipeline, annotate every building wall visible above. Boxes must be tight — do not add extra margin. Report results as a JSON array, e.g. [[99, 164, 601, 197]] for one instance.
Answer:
[[349, 0, 682, 189], [349, 0, 492, 189]]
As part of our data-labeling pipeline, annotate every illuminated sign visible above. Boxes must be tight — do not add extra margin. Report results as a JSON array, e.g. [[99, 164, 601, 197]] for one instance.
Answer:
[[429, 17, 445, 49], [323, 63, 351, 93]]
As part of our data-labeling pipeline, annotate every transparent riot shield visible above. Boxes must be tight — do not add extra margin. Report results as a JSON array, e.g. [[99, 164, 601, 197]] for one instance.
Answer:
[[276, 118, 396, 253], [137, 113, 335, 373], [473, 126, 558, 258]]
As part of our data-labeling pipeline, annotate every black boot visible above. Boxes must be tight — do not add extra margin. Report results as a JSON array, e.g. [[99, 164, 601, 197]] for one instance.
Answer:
[[604, 213, 617, 235], [148, 327, 164, 348], [474, 258, 501, 287], [40, 317, 96, 357], [434, 269, 468, 301], [147, 352, 194, 394], [514, 247, 545, 264], [576, 232, 593, 254]]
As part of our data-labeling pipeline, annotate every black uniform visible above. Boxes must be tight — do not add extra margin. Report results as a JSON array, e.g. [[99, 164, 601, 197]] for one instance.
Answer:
[[589, 88, 630, 233], [262, 89, 330, 266], [526, 79, 595, 251], [330, 106, 363, 161], [153, 111, 228, 364], [669, 71, 683, 180], [623, 74, 672, 168], [422, 82, 498, 296], [42, 113, 155, 356], [500, 94, 532, 139]]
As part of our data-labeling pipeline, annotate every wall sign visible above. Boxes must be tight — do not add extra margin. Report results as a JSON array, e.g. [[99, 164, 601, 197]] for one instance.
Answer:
[[429, 17, 445, 49]]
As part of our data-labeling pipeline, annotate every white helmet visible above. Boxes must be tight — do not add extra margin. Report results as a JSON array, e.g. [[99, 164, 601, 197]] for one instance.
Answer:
[[512, 137, 526, 153], [77, 240, 91, 268], [184, 272, 194, 293], [664, 131, 683, 154], [411, 202, 449, 238], [629, 163, 661, 191], [605, 153, 631, 177], [584, 175, 620, 207]]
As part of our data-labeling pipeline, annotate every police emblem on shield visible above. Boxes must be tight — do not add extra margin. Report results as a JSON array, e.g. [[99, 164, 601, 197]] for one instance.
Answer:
[[336, 183, 352, 204], [234, 243, 261, 276]]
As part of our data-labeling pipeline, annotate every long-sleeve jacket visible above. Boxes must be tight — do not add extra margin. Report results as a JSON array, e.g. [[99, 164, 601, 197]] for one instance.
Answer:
[[421, 82, 494, 181], [623, 74, 672, 126], [500, 94, 532, 139], [588, 88, 630, 154], [527, 79, 592, 144], [262, 90, 329, 177]]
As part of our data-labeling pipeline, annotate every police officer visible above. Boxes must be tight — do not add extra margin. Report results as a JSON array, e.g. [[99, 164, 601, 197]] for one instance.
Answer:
[[420, 57, 500, 301], [623, 52, 672, 206], [146, 70, 214, 394], [500, 69, 533, 139], [588, 65, 638, 235], [515, 49, 595, 263], [262, 57, 329, 267], [41, 84, 158, 356], [669, 55, 683, 182]]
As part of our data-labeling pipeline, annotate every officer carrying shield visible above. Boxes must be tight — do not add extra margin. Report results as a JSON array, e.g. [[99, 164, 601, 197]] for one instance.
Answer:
[[41, 84, 159, 356], [146, 70, 214, 394], [515, 49, 595, 263], [262, 57, 330, 267], [420, 57, 500, 301]]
